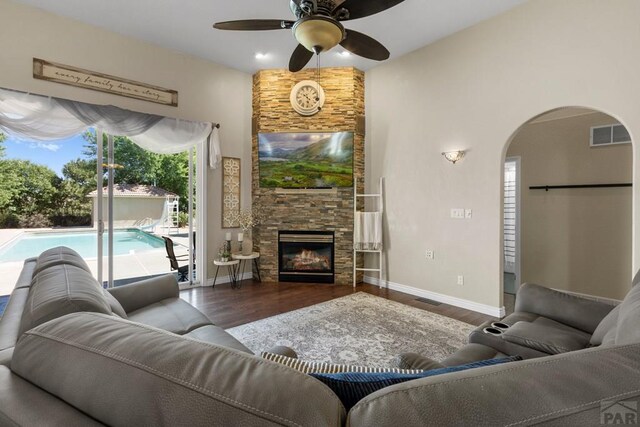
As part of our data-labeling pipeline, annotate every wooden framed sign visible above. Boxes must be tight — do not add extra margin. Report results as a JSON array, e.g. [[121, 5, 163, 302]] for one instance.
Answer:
[[33, 58, 178, 106]]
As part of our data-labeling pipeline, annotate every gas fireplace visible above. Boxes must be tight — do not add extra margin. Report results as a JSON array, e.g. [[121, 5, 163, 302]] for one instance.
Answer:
[[278, 231, 335, 283]]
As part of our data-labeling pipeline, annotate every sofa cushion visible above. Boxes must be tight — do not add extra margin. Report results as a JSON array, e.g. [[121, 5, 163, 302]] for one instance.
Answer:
[[127, 297, 212, 335], [19, 264, 112, 335], [311, 356, 522, 411], [615, 283, 640, 345], [11, 312, 346, 427], [32, 246, 91, 277], [184, 325, 252, 353], [501, 321, 590, 354], [590, 304, 621, 346]]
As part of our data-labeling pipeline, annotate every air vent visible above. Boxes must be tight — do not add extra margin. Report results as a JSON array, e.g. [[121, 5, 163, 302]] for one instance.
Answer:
[[415, 297, 441, 306], [590, 124, 631, 147]]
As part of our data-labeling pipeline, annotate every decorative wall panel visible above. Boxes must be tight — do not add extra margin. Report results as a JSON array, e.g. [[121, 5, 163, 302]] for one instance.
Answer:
[[222, 156, 241, 228]]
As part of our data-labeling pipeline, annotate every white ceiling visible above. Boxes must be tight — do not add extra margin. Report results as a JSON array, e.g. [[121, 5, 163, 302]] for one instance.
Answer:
[[12, 0, 528, 73]]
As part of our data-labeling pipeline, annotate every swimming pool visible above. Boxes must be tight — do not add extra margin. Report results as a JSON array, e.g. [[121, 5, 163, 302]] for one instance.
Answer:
[[0, 229, 165, 262]]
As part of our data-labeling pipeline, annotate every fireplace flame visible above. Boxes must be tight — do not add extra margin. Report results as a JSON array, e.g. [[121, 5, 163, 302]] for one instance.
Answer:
[[287, 249, 330, 271]]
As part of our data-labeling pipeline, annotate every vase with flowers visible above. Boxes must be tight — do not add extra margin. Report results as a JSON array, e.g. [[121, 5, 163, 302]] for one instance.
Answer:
[[232, 208, 264, 256]]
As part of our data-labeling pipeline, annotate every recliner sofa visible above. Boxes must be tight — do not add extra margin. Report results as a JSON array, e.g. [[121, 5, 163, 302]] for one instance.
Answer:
[[395, 282, 622, 372], [1, 246, 639, 426]]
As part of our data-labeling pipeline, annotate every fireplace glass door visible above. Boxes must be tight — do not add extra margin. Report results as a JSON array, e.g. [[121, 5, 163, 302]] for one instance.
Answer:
[[278, 231, 334, 283]]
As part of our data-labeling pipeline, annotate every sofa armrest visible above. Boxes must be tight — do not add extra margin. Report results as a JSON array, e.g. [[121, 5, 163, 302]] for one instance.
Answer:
[[107, 274, 178, 314], [501, 321, 590, 354], [515, 283, 615, 333]]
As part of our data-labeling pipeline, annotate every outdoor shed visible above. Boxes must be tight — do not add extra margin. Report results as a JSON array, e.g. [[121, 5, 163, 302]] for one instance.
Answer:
[[88, 184, 179, 230]]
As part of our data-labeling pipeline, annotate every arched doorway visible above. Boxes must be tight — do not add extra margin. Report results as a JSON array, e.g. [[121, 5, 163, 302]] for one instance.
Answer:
[[502, 107, 633, 311]]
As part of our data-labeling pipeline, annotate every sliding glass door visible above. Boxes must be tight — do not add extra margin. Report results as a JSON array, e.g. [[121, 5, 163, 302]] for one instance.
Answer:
[[97, 131, 204, 288]]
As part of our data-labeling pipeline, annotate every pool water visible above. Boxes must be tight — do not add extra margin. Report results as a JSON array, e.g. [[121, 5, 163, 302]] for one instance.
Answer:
[[0, 229, 165, 262]]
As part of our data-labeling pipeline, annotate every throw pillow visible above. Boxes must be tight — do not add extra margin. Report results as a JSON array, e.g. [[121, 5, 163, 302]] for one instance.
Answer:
[[261, 352, 423, 374], [311, 355, 523, 411]]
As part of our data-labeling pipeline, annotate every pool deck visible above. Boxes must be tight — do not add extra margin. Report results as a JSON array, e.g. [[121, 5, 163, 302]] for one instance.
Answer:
[[0, 227, 192, 296]]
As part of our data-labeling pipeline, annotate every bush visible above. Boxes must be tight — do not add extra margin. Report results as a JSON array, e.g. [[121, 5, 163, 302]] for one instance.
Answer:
[[50, 214, 92, 227], [18, 213, 52, 228], [177, 211, 190, 228], [0, 212, 19, 228]]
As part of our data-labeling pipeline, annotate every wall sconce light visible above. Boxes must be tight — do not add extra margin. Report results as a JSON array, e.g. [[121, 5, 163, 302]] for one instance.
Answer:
[[442, 150, 466, 164]]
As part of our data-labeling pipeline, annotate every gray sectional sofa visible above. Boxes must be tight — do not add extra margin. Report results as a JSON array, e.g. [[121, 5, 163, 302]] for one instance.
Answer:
[[0, 246, 639, 426]]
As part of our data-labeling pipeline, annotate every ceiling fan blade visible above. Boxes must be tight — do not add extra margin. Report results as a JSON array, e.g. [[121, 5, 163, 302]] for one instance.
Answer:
[[213, 19, 293, 31], [335, 0, 405, 21], [289, 44, 314, 72], [340, 30, 390, 61]]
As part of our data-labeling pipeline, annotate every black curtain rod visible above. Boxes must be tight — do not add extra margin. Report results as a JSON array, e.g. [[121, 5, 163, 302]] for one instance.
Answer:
[[214, 123, 220, 129], [529, 183, 632, 191]]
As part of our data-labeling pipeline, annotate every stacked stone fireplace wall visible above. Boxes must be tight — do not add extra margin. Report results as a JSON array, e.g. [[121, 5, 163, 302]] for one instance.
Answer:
[[252, 67, 365, 285]]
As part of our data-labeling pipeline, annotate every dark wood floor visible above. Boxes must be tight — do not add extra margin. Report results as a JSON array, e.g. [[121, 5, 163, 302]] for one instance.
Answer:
[[180, 279, 496, 329]]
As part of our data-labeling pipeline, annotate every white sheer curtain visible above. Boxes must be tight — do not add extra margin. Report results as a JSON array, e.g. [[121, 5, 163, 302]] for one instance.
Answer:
[[0, 87, 218, 158], [0, 89, 87, 140]]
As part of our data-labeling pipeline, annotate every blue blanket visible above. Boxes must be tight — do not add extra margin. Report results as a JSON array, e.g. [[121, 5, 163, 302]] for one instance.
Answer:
[[0, 295, 9, 317]]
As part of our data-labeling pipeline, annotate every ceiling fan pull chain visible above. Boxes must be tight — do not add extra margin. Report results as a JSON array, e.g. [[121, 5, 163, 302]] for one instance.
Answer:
[[316, 54, 321, 106]]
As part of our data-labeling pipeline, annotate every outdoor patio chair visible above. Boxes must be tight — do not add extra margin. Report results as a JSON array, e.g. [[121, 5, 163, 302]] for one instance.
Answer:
[[162, 236, 194, 282]]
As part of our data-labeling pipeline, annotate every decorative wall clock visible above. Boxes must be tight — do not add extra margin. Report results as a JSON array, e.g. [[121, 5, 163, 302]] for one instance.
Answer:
[[290, 80, 325, 116]]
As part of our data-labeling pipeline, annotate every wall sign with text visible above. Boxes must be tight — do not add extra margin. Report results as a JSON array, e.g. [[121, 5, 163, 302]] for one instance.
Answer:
[[33, 58, 178, 107]]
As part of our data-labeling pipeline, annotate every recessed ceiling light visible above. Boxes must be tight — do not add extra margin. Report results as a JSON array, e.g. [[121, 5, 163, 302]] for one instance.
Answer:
[[338, 51, 351, 58], [255, 52, 268, 59]]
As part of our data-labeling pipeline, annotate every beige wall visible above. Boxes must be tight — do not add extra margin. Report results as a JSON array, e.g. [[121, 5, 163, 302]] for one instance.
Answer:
[[0, 0, 252, 279], [365, 0, 640, 311], [507, 112, 632, 300]]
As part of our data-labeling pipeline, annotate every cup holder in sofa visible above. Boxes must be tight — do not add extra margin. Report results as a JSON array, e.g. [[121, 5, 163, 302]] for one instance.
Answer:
[[483, 327, 503, 336], [491, 322, 510, 331]]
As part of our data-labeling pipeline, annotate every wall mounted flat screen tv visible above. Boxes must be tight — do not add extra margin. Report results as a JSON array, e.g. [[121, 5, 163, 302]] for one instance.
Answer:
[[258, 132, 354, 188]]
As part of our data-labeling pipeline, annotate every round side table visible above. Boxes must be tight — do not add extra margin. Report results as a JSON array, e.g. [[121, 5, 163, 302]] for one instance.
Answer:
[[212, 259, 240, 289], [231, 252, 261, 283]]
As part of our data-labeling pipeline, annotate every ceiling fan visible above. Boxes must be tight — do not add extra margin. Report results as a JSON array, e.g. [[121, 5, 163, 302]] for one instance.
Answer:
[[213, 0, 406, 72]]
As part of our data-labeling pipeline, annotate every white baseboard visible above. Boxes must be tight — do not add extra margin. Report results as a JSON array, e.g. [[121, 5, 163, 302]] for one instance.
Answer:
[[364, 276, 506, 318]]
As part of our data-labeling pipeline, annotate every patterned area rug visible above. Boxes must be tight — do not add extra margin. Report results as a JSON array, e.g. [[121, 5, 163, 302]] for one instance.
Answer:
[[227, 292, 474, 368]]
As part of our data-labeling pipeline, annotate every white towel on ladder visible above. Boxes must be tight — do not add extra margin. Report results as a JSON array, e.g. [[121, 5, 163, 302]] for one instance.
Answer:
[[355, 212, 382, 250]]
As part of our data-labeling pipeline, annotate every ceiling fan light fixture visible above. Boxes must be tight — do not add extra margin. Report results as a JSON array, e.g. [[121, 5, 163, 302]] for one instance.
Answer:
[[293, 16, 344, 53]]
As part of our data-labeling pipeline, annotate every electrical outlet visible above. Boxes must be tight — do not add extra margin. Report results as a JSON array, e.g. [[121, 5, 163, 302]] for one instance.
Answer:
[[451, 208, 465, 219], [457, 275, 464, 286], [425, 250, 434, 260], [465, 209, 472, 219]]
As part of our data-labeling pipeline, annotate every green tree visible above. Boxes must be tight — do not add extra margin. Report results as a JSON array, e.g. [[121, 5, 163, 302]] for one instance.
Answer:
[[62, 158, 96, 189], [81, 131, 191, 210], [0, 159, 60, 227], [0, 133, 6, 157], [55, 158, 96, 222]]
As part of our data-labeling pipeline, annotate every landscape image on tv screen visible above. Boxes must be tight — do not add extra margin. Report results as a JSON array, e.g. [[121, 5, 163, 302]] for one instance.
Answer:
[[258, 132, 354, 188]]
